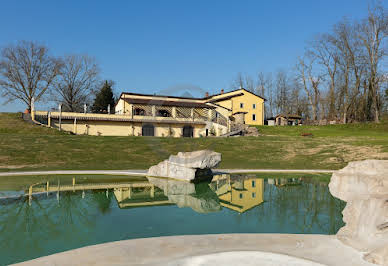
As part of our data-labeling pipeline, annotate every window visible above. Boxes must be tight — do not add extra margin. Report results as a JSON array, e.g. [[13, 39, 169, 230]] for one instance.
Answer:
[[156, 109, 171, 117], [239, 193, 243, 199], [252, 192, 256, 198], [252, 180, 256, 187], [240, 103, 244, 108], [253, 104, 256, 109], [134, 108, 145, 116], [252, 114, 256, 121]]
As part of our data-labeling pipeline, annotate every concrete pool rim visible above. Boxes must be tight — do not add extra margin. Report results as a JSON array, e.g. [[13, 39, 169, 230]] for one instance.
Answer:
[[15, 234, 372, 266]]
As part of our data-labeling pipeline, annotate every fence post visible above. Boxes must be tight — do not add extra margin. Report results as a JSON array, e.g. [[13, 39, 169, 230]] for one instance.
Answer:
[[73, 117, 77, 134], [48, 112, 51, 127], [58, 104, 62, 131], [152, 105, 156, 117], [172, 107, 177, 118]]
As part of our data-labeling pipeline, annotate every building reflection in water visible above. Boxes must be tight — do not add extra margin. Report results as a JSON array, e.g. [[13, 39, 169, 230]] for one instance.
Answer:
[[5, 174, 287, 214], [210, 174, 264, 213]]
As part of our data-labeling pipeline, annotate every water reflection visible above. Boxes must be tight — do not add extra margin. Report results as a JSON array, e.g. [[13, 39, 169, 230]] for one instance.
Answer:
[[211, 174, 264, 213], [0, 174, 345, 265], [0, 174, 344, 219]]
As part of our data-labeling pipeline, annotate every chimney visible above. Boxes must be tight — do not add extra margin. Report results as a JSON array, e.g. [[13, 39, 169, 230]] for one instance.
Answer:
[[221, 89, 224, 94], [205, 92, 209, 97]]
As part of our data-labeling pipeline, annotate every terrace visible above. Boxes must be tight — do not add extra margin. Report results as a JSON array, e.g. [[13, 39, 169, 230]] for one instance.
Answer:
[[34, 104, 229, 127]]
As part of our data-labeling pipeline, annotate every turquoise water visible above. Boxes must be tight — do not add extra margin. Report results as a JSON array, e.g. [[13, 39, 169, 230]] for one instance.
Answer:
[[0, 174, 345, 265]]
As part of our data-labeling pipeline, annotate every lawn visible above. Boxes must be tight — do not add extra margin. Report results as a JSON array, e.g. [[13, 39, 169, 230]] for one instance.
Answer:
[[0, 112, 387, 172]]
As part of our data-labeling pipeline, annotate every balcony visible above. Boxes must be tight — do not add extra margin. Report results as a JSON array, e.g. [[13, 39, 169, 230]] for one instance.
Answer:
[[34, 105, 229, 127]]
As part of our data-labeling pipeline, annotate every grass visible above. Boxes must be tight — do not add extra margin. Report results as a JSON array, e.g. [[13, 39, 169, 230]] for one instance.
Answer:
[[0, 112, 387, 172]]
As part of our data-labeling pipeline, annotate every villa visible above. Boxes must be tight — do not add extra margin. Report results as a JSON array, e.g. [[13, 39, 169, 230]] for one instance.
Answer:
[[33, 88, 265, 137]]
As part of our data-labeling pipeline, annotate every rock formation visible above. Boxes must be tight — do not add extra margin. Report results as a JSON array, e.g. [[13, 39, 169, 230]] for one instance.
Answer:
[[147, 150, 221, 181], [147, 176, 221, 213], [329, 160, 388, 265]]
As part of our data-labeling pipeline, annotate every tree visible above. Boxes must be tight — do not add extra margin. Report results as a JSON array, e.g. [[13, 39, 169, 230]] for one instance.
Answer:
[[296, 56, 322, 121], [274, 70, 290, 115], [309, 34, 339, 120], [231, 73, 255, 91], [54, 55, 99, 112], [357, 3, 388, 122], [257, 72, 275, 118], [0, 41, 62, 111], [92, 80, 115, 113], [331, 19, 365, 123]]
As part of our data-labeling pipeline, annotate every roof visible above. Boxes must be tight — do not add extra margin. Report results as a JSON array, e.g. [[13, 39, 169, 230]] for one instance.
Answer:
[[204, 88, 267, 101], [123, 98, 214, 109], [117, 88, 267, 106], [207, 93, 245, 103], [207, 102, 232, 111], [119, 92, 201, 100], [276, 114, 302, 119]]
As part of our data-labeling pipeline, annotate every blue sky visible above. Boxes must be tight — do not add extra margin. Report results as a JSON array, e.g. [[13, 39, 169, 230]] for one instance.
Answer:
[[0, 0, 383, 112]]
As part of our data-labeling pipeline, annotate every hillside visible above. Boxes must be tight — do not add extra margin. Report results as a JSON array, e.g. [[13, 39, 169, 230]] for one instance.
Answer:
[[0, 112, 387, 172]]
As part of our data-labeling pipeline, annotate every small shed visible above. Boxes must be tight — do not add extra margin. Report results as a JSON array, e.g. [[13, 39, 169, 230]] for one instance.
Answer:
[[265, 117, 276, 126], [275, 114, 302, 126]]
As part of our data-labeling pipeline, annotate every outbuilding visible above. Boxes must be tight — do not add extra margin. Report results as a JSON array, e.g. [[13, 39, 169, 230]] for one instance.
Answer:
[[275, 114, 302, 126]]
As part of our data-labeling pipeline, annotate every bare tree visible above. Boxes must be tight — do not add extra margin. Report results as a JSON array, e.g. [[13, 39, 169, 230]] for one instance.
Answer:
[[358, 3, 388, 122], [257, 72, 274, 118], [275, 70, 289, 114], [309, 34, 339, 120], [331, 19, 365, 123], [232, 73, 245, 89], [54, 55, 99, 112], [231, 72, 255, 92], [0, 41, 62, 111], [296, 56, 322, 121]]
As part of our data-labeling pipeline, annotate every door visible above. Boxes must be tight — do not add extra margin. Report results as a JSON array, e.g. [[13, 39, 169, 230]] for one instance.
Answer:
[[183, 125, 194, 137], [142, 124, 154, 136]]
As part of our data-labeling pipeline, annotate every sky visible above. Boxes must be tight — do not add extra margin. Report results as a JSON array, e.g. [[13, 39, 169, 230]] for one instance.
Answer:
[[0, 0, 384, 112]]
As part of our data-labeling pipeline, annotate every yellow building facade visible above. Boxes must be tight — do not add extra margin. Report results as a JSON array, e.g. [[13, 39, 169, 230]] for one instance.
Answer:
[[33, 88, 264, 137], [206, 89, 265, 126]]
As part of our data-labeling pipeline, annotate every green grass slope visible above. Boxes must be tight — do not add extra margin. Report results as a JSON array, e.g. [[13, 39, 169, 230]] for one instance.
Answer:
[[0, 112, 387, 172]]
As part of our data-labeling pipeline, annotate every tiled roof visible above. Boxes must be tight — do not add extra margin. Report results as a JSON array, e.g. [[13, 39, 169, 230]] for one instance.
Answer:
[[124, 98, 214, 109]]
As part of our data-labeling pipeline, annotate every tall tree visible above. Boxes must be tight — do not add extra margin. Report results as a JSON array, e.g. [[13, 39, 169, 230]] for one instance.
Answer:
[[54, 54, 99, 112], [330, 19, 365, 123], [92, 80, 115, 113], [296, 56, 322, 121], [0, 41, 62, 111], [257, 72, 275, 118], [358, 3, 388, 122], [309, 34, 339, 120], [275, 70, 290, 115]]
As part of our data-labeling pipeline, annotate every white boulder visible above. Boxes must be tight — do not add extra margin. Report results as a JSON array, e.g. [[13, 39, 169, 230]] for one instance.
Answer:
[[147, 150, 221, 181], [329, 160, 388, 265]]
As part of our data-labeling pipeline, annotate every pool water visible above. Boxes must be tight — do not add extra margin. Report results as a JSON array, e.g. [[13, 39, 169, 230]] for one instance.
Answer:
[[0, 173, 345, 265]]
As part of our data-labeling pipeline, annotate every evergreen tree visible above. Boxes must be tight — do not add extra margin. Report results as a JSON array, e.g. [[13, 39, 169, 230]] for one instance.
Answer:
[[92, 80, 115, 113]]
